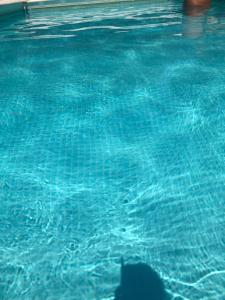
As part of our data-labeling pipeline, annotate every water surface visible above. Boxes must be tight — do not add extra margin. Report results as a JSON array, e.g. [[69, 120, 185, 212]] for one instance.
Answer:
[[0, 1, 224, 299]]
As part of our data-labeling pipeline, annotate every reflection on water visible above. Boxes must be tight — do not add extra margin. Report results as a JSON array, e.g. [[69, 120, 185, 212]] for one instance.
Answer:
[[182, 0, 211, 38]]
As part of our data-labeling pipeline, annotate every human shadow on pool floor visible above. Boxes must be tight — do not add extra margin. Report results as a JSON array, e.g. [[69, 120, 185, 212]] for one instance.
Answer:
[[114, 258, 168, 300]]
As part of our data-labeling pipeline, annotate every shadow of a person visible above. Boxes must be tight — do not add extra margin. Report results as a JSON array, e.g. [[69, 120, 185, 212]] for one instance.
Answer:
[[114, 258, 167, 300]]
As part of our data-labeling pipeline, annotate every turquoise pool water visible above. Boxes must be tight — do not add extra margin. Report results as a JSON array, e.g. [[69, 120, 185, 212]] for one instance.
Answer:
[[0, 1, 224, 299]]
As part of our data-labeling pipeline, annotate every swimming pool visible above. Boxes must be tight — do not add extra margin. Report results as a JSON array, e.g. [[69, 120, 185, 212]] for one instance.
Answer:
[[0, 1, 224, 299]]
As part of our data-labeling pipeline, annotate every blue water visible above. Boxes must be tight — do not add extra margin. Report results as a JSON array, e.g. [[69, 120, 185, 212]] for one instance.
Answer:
[[0, 1, 224, 299]]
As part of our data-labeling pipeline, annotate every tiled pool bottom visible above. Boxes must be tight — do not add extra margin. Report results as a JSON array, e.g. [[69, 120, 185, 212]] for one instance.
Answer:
[[0, 1, 225, 299]]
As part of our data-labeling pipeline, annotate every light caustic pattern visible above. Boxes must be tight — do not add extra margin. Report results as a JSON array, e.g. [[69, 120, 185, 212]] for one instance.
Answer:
[[0, 1, 224, 299]]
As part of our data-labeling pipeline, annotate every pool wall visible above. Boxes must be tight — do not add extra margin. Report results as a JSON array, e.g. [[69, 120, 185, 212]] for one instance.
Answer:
[[0, 1, 26, 17], [27, 0, 168, 11]]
